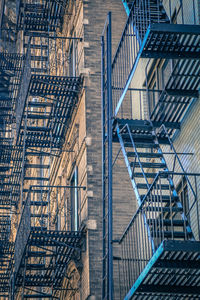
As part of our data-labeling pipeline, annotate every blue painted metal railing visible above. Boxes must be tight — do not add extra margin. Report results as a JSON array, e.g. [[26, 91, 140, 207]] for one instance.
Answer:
[[113, 0, 200, 118], [117, 171, 200, 298], [112, 0, 170, 116]]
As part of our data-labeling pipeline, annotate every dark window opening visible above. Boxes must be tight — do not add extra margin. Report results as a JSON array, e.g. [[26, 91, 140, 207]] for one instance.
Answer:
[[177, 176, 190, 223], [71, 167, 79, 231]]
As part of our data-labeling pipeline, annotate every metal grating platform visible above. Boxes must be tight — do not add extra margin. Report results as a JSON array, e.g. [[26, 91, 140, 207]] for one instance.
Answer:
[[17, 0, 67, 32], [15, 230, 84, 288], [125, 241, 200, 300], [151, 58, 200, 128], [0, 53, 25, 72], [141, 24, 200, 59], [16, 75, 82, 148]]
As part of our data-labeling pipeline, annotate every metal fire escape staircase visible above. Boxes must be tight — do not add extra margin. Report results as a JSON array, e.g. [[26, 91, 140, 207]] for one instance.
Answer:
[[113, 0, 200, 118], [114, 119, 200, 299], [102, 1, 200, 299], [114, 119, 192, 240], [0, 9, 25, 295], [16, 0, 67, 33], [0, 0, 85, 298], [116, 1, 200, 299]]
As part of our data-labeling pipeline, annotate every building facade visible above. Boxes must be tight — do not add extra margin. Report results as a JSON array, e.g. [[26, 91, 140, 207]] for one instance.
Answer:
[[0, 0, 199, 299], [0, 0, 128, 299]]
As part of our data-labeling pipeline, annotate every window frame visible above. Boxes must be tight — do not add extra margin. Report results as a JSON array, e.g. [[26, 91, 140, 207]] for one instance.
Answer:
[[70, 166, 79, 231]]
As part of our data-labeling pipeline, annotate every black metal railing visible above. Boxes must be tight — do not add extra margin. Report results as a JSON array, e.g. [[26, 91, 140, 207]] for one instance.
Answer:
[[16, 0, 68, 31], [14, 189, 31, 276], [14, 34, 82, 143], [14, 184, 85, 275], [15, 43, 31, 143]]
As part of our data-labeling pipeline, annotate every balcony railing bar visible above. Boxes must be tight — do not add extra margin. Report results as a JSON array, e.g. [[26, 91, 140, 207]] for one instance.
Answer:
[[119, 171, 200, 244]]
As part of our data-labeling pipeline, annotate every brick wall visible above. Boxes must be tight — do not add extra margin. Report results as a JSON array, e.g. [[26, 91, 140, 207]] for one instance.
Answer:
[[82, 1, 133, 298], [54, 1, 132, 298]]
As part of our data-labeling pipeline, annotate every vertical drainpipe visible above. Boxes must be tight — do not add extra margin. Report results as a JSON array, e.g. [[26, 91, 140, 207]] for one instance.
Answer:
[[101, 33, 106, 299], [107, 12, 113, 300]]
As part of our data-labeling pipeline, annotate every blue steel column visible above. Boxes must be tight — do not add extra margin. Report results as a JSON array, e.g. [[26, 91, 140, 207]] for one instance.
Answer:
[[107, 12, 113, 300], [101, 34, 106, 299]]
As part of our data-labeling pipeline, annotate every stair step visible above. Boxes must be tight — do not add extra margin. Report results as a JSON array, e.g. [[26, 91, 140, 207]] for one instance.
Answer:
[[27, 113, 50, 120], [133, 172, 157, 178], [24, 44, 48, 50], [0, 206, 11, 210], [27, 251, 47, 257], [137, 183, 170, 190], [28, 101, 52, 108], [116, 119, 152, 132], [141, 195, 179, 202], [25, 152, 50, 157], [31, 214, 48, 218], [121, 133, 154, 141], [31, 68, 48, 73], [23, 201, 48, 206], [31, 56, 48, 62], [130, 162, 166, 169], [148, 206, 183, 213], [24, 295, 52, 299], [21, 126, 51, 132], [23, 189, 49, 193], [23, 3, 45, 10], [147, 219, 186, 227], [151, 231, 192, 238], [133, 172, 167, 178], [26, 264, 45, 270], [25, 164, 49, 169], [24, 32, 49, 38], [31, 226, 47, 231], [24, 177, 49, 181], [124, 142, 159, 148], [24, 113, 52, 120]]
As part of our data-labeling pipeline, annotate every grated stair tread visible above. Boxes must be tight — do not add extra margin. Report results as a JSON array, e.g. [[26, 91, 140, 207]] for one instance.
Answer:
[[130, 161, 167, 169]]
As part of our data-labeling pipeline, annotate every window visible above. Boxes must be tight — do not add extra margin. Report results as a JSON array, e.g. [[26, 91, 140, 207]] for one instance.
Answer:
[[177, 177, 190, 222], [71, 167, 79, 231], [146, 59, 172, 115], [148, 73, 158, 115], [68, 38, 77, 77]]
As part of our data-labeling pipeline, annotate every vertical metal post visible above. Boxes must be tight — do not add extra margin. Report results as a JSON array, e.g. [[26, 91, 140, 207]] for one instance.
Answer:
[[74, 166, 78, 231], [107, 12, 113, 300], [101, 33, 106, 299], [20, 104, 28, 211], [12, 273, 15, 300], [145, 59, 151, 120], [73, 36, 76, 77], [10, 272, 15, 300]]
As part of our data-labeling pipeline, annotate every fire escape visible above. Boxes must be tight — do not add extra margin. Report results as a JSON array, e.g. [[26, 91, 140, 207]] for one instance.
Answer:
[[0, 0, 85, 299], [102, 1, 200, 299]]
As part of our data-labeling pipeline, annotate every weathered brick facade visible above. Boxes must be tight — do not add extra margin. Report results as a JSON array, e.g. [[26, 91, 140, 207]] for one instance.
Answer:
[[1, 0, 199, 299]]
